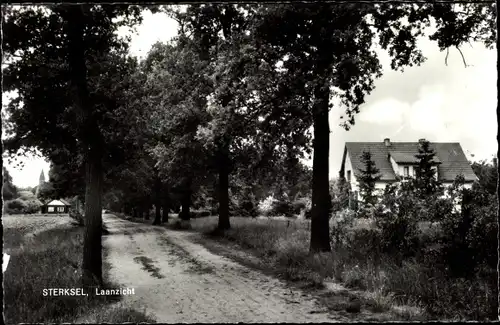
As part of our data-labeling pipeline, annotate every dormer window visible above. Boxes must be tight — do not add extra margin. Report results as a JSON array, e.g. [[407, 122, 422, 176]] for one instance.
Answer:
[[347, 170, 351, 182]]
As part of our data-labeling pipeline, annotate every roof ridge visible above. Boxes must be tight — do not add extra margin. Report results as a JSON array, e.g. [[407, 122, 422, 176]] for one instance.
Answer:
[[344, 142, 476, 182]]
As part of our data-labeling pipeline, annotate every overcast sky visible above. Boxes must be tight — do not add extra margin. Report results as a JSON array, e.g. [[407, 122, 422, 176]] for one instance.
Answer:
[[3, 8, 497, 188]]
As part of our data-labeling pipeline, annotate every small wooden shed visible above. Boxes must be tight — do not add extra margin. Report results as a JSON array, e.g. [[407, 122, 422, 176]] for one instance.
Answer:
[[41, 199, 71, 214]]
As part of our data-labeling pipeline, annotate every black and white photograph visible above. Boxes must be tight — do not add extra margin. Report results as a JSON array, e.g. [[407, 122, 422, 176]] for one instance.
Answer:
[[1, 2, 497, 323]]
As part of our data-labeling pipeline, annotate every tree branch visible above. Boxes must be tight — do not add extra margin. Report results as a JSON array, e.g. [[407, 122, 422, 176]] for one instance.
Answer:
[[445, 47, 449, 66], [456, 46, 468, 68]]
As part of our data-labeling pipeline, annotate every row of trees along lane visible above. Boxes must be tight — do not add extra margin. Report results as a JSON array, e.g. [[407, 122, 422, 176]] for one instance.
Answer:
[[2, 4, 158, 287], [2, 4, 495, 289]]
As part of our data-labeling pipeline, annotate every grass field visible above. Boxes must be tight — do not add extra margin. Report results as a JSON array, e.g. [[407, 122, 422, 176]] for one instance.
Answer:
[[3, 214, 72, 237], [3, 214, 155, 323], [182, 215, 495, 321]]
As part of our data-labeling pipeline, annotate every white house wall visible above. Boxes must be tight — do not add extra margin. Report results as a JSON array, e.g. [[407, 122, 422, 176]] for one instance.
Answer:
[[345, 150, 472, 203], [389, 156, 438, 179], [389, 156, 402, 177], [344, 152, 359, 193], [345, 152, 388, 200]]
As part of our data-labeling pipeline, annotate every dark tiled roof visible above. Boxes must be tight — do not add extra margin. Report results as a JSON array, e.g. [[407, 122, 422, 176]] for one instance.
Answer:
[[389, 151, 441, 164], [343, 142, 477, 182]]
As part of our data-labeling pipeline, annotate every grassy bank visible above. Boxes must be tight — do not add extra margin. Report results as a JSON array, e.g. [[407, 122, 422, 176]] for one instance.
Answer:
[[186, 216, 496, 321], [3, 224, 155, 323]]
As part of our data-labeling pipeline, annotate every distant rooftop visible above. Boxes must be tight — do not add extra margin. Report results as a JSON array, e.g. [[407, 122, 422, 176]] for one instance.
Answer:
[[343, 139, 477, 182]]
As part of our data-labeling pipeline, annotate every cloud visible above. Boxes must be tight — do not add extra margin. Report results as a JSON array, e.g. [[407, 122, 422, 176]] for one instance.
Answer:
[[359, 98, 411, 125], [118, 11, 179, 59], [408, 84, 446, 133], [329, 36, 496, 177]]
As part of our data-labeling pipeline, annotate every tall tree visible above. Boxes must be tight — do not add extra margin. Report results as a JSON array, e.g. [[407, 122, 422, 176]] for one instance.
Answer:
[[357, 151, 381, 206], [251, 2, 496, 253], [168, 4, 269, 230], [2, 4, 146, 286], [414, 140, 442, 197], [2, 167, 18, 201], [143, 38, 213, 225]]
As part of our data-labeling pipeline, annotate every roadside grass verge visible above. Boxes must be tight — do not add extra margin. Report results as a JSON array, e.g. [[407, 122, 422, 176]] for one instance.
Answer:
[[187, 216, 496, 321], [3, 225, 156, 323]]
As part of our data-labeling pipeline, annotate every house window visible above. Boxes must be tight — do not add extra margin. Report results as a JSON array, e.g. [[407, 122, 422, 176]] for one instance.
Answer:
[[57, 207, 65, 212], [347, 170, 351, 182], [48, 207, 54, 212], [404, 166, 409, 177]]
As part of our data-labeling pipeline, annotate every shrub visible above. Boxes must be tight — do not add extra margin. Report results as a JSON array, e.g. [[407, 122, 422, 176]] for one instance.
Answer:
[[257, 195, 278, 216], [296, 197, 312, 219], [291, 197, 308, 215], [233, 193, 258, 218], [375, 183, 421, 258], [69, 209, 85, 226], [191, 210, 211, 218], [238, 200, 258, 217], [438, 187, 497, 277], [330, 209, 357, 249], [5, 199, 28, 214], [271, 197, 294, 218], [330, 178, 350, 213], [23, 199, 42, 214]]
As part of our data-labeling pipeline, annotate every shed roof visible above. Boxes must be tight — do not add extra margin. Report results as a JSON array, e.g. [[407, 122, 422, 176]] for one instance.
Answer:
[[343, 142, 477, 182]]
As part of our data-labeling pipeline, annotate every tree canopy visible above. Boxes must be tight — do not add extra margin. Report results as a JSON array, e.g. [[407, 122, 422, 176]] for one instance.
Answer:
[[2, 3, 495, 269]]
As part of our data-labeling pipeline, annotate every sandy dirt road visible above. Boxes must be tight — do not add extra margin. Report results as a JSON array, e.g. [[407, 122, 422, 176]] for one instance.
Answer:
[[101, 214, 348, 323]]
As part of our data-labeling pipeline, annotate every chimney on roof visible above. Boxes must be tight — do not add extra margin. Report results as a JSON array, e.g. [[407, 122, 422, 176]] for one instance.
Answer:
[[384, 138, 391, 147]]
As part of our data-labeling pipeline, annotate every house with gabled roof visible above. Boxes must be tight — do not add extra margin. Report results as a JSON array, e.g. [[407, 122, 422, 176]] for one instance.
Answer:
[[340, 138, 478, 202], [40, 199, 71, 214]]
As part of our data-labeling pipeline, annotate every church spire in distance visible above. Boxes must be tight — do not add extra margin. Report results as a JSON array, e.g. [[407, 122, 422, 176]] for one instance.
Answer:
[[39, 169, 46, 185]]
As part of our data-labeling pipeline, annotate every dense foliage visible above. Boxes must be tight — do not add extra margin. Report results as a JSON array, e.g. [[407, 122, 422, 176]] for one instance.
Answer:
[[2, 2, 495, 289], [330, 157, 497, 320], [2, 167, 18, 201]]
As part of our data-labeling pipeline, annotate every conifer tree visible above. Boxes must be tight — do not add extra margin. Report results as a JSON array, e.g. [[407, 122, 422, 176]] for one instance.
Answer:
[[414, 140, 442, 197], [357, 151, 381, 206]]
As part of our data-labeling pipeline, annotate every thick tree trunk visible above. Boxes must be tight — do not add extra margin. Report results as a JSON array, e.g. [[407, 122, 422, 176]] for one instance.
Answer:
[[153, 175, 162, 225], [179, 187, 192, 221], [153, 204, 161, 224], [82, 147, 104, 287], [309, 80, 332, 253], [162, 204, 169, 223], [217, 141, 231, 230], [67, 5, 103, 287], [162, 187, 170, 223]]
